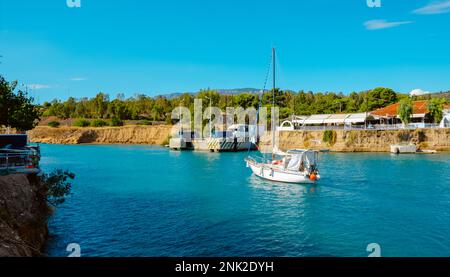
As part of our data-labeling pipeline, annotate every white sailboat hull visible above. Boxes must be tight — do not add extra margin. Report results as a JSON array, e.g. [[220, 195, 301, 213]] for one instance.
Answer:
[[246, 160, 319, 184]]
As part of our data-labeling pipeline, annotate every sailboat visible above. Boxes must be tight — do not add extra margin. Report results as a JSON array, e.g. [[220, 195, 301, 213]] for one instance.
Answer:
[[245, 48, 321, 184]]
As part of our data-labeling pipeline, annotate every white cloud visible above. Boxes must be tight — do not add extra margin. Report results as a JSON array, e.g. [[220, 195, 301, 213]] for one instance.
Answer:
[[27, 84, 51, 90], [410, 89, 431, 96], [69, 77, 87, 81], [364, 19, 413, 30], [413, 1, 450, 14]]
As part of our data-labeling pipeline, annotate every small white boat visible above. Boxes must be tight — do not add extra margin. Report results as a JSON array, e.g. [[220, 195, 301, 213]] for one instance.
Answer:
[[244, 48, 322, 184], [245, 149, 320, 184]]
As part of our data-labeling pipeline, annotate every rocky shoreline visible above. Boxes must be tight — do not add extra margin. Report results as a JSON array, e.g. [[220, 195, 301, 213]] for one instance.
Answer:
[[29, 125, 173, 145], [260, 128, 450, 152], [28, 126, 450, 152]]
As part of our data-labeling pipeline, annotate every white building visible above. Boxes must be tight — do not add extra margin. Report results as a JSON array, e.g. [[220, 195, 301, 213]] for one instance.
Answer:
[[279, 113, 369, 130]]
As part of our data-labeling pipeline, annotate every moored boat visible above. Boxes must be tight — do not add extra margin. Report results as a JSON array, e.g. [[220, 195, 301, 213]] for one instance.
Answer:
[[245, 149, 320, 184], [244, 48, 322, 184]]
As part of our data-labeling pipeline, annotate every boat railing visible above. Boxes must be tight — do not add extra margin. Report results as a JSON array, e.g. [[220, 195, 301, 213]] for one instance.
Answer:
[[0, 148, 40, 174], [247, 155, 271, 164]]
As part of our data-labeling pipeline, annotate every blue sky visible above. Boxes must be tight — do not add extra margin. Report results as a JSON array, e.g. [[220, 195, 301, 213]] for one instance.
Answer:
[[0, 0, 449, 102]]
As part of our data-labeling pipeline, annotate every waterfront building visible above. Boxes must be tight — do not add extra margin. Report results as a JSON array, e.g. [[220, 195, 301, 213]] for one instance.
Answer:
[[371, 100, 450, 128]]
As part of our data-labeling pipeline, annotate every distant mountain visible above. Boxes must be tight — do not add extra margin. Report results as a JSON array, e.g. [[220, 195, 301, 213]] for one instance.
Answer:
[[159, 88, 299, 98], [159, 92, 190, 99], [157, 88, 260, 99], [215, 88, 261, 95]]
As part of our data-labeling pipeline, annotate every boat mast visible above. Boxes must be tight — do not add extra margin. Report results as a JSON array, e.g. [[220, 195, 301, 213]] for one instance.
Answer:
[[272, 47, 276, 159]]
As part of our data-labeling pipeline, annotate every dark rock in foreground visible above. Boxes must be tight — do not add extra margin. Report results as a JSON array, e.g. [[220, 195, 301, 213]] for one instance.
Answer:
[[0, 174, 49, 257]]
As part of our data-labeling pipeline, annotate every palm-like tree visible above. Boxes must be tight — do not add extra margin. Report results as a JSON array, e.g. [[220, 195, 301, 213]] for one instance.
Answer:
[[398, 98, 413, 128]]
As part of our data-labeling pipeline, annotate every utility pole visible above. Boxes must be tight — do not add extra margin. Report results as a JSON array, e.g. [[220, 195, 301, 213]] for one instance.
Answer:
[[272, 47, 276, 160]]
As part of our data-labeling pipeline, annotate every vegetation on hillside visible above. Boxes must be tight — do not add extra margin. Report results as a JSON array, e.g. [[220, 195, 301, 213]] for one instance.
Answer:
[[42, 87, 414, 123], [2, 73, 447, 128]]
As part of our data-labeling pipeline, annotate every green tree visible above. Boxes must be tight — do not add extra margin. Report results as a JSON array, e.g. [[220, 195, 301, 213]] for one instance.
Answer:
[[0, 75, 41, 131], [363, 87, 398, 111], [427, 97, 446, 123], [108, 99, 130, 120], [235, 93, 259, 109], [263, 88, 287, 107], [398, 98, 413, 127], [92, 93, 109, 118]]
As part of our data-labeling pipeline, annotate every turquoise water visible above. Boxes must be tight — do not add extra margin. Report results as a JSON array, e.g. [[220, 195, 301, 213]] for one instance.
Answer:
[[41, 144, 450, 257]]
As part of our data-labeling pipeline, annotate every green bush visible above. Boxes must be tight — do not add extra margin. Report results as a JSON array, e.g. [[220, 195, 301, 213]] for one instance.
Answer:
[[90, 119, 108, 127], [48, 121, 60, 128], [73, 119, 90, 127], [41, 169, 75, 206], [110, 117, 124, 127], [323, 130, 337, 145]]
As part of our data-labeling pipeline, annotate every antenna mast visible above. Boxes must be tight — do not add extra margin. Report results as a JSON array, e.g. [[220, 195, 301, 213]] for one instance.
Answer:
[[272, 47, 276, 157]]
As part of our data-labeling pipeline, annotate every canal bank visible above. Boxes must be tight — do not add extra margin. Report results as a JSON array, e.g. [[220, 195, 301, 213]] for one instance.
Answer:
[[28, 126, 450, 152], [29, 125, 173, 145], [260, 128, 450, 152]]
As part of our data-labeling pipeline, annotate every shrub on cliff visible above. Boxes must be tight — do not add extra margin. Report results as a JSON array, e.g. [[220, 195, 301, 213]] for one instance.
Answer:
[[323, 130, 337, 146], [73, 119, 90, 127], [48, 121, 60, 128], [90, 119, 108, 127], [110, 117, 124, 127], [40, 169, 75, 206]]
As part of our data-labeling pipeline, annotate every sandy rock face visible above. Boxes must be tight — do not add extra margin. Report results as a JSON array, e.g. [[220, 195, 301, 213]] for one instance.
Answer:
[[261, 129, 450, 152], [0, 174, 49, 257], [29, 125, 173, 145]]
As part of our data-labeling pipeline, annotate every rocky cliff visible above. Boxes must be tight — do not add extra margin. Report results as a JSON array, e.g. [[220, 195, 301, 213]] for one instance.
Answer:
[[0, 174, 49, 257], [260, 129, 450, 152], [29, 125, 173, 145], [27, 125, 450, 152]]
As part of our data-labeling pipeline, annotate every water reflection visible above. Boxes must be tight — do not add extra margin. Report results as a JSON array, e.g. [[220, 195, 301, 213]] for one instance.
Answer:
[[247, 174, 319, 197], [192, 151, 221, 163]]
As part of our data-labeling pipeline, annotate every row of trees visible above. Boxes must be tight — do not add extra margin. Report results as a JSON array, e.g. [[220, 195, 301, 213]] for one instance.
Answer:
[[42, 87, 407, 123], [1, 72, 446, 131]]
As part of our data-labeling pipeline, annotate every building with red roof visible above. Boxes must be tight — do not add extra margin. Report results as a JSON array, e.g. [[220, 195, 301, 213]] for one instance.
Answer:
[[371, 100, 450, 124]]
